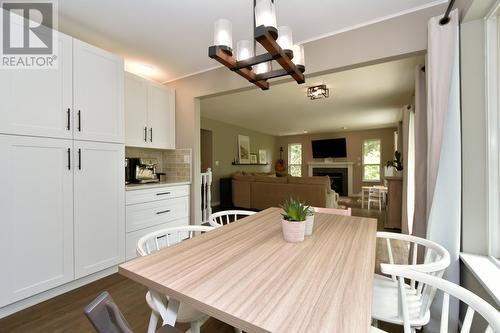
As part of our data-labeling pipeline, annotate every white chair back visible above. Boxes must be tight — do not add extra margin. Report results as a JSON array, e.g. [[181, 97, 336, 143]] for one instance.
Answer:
[[314, 207, 352, 216], [381, 265, 500, 333], [208, 210, 256, 228], [137, 226, 214, 256], [377, 232, 450, 321]]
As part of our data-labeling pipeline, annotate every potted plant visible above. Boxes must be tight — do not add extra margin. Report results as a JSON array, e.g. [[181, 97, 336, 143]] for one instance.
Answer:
[[280, 198, 309, 242], [305, 207, 315, 236], [386, 151, 403, 177]]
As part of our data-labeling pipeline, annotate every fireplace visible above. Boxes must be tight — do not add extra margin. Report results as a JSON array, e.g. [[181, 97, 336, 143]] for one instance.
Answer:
[[313, 168, 348, 196], [307, 162, 354, 196]]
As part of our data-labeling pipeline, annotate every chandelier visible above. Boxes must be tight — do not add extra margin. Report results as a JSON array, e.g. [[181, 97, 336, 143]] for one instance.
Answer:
[[208, 0, 306, 90]]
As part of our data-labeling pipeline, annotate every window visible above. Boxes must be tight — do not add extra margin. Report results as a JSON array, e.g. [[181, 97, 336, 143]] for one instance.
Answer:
[[362, 139, 381, 181], [288, 143, 302, 177]]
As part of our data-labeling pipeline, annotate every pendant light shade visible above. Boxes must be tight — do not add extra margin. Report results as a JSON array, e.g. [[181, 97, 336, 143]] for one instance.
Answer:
[[254, 61, 271, 74], [254, 0, 277, 29], [277, 26, 293, 51], [214, 19, 233, 50], [236, 40, 254, 61], [292, 44, 305, 66]]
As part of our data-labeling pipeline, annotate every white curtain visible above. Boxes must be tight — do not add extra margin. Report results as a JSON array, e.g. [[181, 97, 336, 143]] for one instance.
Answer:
[[413, 65, 428, 243], [401, 105, 415, 235], [425, 9, 461, 333], [407, 110, 415, 235]]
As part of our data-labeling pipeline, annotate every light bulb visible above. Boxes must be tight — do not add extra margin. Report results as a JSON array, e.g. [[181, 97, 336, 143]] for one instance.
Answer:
[[236, 40, 254, 61], [214, 19, 233, 49], [277, 26, 293, 51], [254, 0, 277, 29]]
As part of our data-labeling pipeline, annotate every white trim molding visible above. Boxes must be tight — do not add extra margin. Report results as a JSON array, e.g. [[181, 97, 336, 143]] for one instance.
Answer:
[[485, 2, 500, 259], [307, 162, 355, 196]]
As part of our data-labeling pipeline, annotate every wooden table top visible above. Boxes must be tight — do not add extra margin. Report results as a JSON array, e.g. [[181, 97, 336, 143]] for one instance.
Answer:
[[119, 208, 378, 333]]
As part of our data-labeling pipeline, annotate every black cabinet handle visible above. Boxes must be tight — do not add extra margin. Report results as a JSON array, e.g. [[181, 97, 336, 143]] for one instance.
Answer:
[[66, 108, 70, 130], [77, 110, 81, 131], [67, 148, 71, 170], [78, 148, 81, 170], [156, 209, 171, 215], [156, 192, 171, 196], [149, 128, 153, 142], [144, 127, 147, 142]]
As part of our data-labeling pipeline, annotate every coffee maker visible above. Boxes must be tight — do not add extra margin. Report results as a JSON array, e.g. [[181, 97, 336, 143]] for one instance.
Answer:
[[127, 158, 159, 183]]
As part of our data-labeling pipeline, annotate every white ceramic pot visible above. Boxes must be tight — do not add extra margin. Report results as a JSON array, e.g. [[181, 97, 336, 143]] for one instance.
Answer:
[[305, 215, 314, 236], [281, 219, 306, 243]]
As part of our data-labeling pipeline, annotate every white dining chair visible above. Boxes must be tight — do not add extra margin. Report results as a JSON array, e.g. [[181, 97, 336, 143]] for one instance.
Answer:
[[208, 210, 256, 228], [372, 232, 450, 331], [380, 265, 500, 333], [368, 187, 383, 211], [137, 226, 217, 333]]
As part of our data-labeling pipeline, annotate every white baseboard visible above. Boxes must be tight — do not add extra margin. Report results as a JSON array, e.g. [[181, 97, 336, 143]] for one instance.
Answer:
[[0, 266, 117, 319]]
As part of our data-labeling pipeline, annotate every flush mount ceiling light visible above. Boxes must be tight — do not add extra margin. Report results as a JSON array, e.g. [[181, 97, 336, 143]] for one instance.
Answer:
[[307, 84, 329, 100], [208, 0, 305, 91]]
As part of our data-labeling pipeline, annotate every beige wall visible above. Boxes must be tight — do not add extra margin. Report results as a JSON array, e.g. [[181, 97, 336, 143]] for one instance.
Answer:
[[166, 4, 445, 226], [276, 127, 397, 195], [200, 117, 276, 204]]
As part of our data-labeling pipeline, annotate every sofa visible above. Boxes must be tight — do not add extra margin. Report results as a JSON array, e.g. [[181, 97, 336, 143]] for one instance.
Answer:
[[232, 172, 339, 210]]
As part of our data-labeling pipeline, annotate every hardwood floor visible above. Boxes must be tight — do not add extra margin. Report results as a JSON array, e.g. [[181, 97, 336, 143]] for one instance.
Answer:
[[0, 202, 405, 333]]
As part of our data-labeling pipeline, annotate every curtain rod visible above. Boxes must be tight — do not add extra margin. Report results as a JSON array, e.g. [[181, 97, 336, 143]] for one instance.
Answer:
[[439, 0, 455, 25]]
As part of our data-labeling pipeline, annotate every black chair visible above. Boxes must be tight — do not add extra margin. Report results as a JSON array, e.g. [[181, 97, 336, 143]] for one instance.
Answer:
[[84, 291, 181, 333]]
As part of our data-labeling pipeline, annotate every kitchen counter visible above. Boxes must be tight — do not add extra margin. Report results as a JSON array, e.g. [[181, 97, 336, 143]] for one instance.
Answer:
[[125, 181, 191, 191]]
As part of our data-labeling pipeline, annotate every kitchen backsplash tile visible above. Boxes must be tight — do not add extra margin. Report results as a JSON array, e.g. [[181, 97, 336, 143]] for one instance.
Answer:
[[125, 147, 192, 183]]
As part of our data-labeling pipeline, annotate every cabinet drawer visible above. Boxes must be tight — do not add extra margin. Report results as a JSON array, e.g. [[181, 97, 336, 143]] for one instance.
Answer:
[[125, 218, 188, 261], [126, 196, 189, 232], [126, 185, 189, 205]]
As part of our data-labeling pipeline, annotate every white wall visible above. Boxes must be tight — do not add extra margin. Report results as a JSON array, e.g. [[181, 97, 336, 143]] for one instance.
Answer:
[[166, 4, 446, 225]]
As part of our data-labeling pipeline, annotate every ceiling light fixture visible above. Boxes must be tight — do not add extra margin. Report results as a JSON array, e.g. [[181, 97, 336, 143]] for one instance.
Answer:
[[307, 84, 329, 100], [208, 0, 305, 90]]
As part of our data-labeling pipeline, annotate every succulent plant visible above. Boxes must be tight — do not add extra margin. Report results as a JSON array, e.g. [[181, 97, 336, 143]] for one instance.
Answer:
[[280, 198, 310, 222]]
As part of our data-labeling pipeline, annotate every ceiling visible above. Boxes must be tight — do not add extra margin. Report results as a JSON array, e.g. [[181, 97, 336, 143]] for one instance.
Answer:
[[58, 0, 444, 83], [200, 55, 424, 136]]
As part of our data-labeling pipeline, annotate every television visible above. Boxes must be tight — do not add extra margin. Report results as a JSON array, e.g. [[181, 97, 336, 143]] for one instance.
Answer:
[[312, 138, 347, 158]]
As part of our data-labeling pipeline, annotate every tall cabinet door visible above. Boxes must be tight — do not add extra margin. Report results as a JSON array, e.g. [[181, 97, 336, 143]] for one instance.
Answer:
[[124, 73, 148, 147], [148, 84, 175, 149], [0, 135, 74, 306], [73, 141, 125, 278], [0, 33, 73, 139], [73, 40, 124, 144]]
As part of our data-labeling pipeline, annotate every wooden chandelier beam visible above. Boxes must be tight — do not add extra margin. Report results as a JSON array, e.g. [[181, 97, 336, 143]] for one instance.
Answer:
[[208, 46, 269, 90], [254, 25, 305, 84]]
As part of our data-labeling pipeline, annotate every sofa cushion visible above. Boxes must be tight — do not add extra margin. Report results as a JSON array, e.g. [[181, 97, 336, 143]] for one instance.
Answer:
[[254, 175, 287, 183], [232, 173, 255, 182], [287, 176, 330, 186]]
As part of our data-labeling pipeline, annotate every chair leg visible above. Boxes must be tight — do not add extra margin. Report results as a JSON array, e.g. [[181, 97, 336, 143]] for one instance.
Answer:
[[190, 320, 201, 333], [147, 311, 159, 333]]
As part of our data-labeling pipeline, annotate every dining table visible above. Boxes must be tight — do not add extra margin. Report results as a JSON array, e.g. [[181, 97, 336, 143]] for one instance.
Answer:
[[119, 207, 378, 333]]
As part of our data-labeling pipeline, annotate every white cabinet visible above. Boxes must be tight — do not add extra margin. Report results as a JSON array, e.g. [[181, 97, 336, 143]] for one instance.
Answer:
[[73, 40, 124, 144], [73, 141, 125, 279], [124, 73, 175, 149], [125, 185, 189, 261], [124, 73, 148, 146], [0, 32, 73, 139], [0, 36, 124, 144], [148, 83, 175, 149], [0, 135, 74, 306]]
